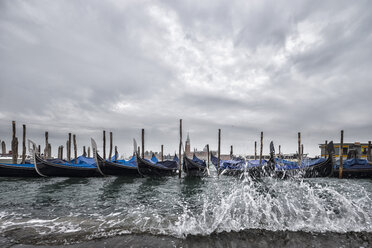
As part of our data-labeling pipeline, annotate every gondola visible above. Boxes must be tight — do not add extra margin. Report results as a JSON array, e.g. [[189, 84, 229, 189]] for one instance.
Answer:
[[244, 142, 276, 178], [246, 158, 274, 178], [136, 153, 178, 176], [32, 151, 103, 177], [173, 154, 179, 163], [275, 141, 335, 179], [95, 153, 139, 176], [0, 161, 39, 177], [332, 158, 372, 178], [211, 154, 246, 176], [1, 142, 39, 177], [183, 154, 208, 177], [91, 138, 139, 176], [275, 157, 333, 178], [211, 141, 276, 177]]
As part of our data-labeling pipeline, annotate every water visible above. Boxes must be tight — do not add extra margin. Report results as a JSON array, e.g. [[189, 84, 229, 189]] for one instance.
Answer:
[[1, 170, 372, 247]]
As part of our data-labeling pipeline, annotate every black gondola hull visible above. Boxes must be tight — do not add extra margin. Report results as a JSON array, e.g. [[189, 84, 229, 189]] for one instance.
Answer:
[[247, 164, 274, 178], [34, 154, 102, 177], [219, 169, 244, 176], [0, 163, 39, 177], [136, 156, 177, 176], [183, 156, 207, 177], [275, 157, 333, 179], [96, 154, 139, 176]]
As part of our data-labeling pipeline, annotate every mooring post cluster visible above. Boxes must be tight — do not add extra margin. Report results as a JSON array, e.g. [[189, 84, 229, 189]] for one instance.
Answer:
[[2, 121, 28, 164]]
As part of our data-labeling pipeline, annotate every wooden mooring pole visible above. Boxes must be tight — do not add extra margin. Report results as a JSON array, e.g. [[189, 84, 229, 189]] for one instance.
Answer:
[[1, 141, 5, 155], [368, 141, 371, 162], [48, 144, 51, 159], [230, 145, 233, 158], [83, 146, 86, 157], [325, 140, 328, 158], [12, 121, 18, 164], [259, 132, 263, 165], [301, 144, 304, 158], [61, 146, 63, 159], [206, 144, 210, 169], [73, 134, 77, 163], [218, 129, 221, 176], [115, 146, 118, 160], [44, 131, 48, 159], [298, 132, 301, 166], [57, 146, 61, 159], [161, 145, 164, 162], [60, 145, 64, 159], [109, 132, 113, 161], [68, 133, 71, 163], [87, 147, 91, 158], [103, 130, 106, 160], [179, 119, 182, 178], [21, 124, 26, 164], [339, 130, 344, 179], [254, 141, 257, 160], [141, 129, 144, 159]]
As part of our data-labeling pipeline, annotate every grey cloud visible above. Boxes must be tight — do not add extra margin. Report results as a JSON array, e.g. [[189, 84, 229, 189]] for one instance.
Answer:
[[1, 0, 372, 157]]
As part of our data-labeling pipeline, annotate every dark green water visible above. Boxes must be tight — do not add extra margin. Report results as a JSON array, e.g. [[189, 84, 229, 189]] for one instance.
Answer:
[[1, 171, 372, 247]]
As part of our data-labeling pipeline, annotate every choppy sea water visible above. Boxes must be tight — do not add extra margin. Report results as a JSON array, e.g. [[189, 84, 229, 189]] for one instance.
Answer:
[[1, 169, 372, 248]]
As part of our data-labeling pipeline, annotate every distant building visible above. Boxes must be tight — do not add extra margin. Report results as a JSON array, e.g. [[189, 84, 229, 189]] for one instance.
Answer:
[[245, 153, 299, 160], [184, 133, 234, 160], [184, 133, 216, 159], [185, 133, 191, 155], [319, 142, 371, 160]]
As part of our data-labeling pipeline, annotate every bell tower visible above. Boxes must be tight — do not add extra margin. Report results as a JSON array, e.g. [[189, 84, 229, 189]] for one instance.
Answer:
[[185, 133, 191, 155]]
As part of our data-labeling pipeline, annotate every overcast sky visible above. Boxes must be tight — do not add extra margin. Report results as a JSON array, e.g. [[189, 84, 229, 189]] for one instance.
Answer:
[[0, 0, 371, 157]]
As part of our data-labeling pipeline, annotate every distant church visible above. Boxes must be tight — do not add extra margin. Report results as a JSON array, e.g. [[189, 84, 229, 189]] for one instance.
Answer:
[[184, 133, 221, 160], [185, 133, 191, 155]]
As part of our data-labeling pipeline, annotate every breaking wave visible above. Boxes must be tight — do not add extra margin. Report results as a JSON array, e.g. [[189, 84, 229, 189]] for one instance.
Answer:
[[0, 176, 371, 245]]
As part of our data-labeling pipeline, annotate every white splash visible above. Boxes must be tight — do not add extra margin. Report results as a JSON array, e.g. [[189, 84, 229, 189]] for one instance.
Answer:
[[1, 177, 371, 242]]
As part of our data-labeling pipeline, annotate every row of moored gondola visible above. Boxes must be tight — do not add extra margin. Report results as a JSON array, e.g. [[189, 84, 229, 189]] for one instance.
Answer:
[[1, 140, 372, 178]]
